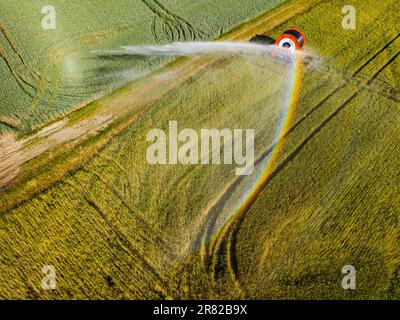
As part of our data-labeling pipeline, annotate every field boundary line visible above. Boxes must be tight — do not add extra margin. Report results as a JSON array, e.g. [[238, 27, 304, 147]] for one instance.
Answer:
[[354, 33, 400, 76], [368, 51, 400, 84]]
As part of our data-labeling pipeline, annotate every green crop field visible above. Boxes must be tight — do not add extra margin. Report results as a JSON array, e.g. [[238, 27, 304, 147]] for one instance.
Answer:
[[0, 0, 399, 300], [0, 0, 287, 134]]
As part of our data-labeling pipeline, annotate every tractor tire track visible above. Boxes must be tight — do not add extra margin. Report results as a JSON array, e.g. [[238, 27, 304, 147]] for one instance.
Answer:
[[0, 49, 35, 99], [0, 23, 29, 68], [0, 120, 18, 132], [353, 33, 400, 77], [368, 51, 400, 85], [85, 167, 174, 259], [0, 22, 40, 93], [82, 194, 169, 298], [152, 0, 203, 39], [65, 172, 171, 297], [88, 155, 174, 258], [141, 0, 207, 43]]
